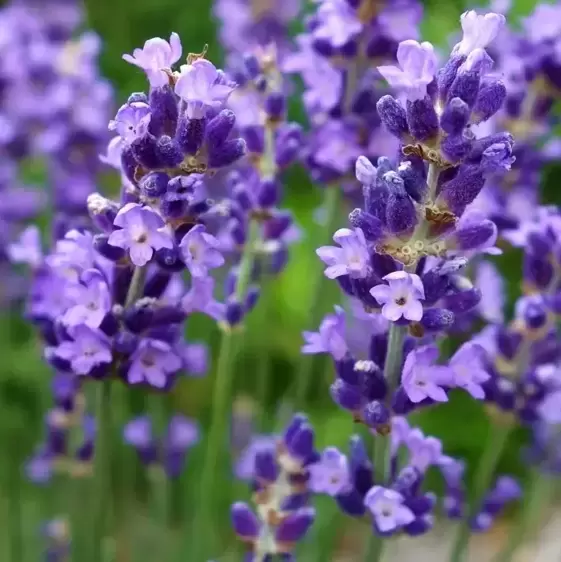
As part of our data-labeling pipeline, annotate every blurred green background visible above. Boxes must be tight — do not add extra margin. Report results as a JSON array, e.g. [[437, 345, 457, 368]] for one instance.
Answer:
[[1, 0, 561, 558]]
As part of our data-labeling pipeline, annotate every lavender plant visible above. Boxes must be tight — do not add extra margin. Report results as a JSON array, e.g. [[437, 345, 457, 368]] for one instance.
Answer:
[[5, 1, 561, 562]]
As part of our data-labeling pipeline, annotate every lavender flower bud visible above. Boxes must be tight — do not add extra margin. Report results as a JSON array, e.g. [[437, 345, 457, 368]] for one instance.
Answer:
[[384, 173, 417, 234], [438, 165, 485, 215], [131, 134, 162, 169], [231, 502, 260, 539], [441, 133, 472, 164], [264, 93, 286, 121], [149, 85, 179, 136], [481, 142, 516, 175], [355, 156, 377, 185], [474, 81, 507, 122], [206, 109, 236, 149], [524, 254, 554, 290], [140, 172, 170, 198], [443, 288, 481, 314], [93, 234, 125, 261], [87, 193, 120, 232], [376, 95, 409, 139], [175, 116, 206, 155], [406, 98, 439, 141], [348, 208, 383, 241], [454, 220, 496, 250], [257, 179, 280, 208], [275, 508, 315, 543], [397, 160, 426, 202], [156, 136, 183, 167], [362, 400, 390, 429], [330, 379, 362, 411], [437, 55, 465, 100], [208, 138, 246, 168], [420, 308, 455, 332], [440, 97, 470, 135]]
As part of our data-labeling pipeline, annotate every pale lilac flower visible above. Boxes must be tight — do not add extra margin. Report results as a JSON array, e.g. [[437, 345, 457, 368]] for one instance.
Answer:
[[54, 325, 112, 375], [449, 342, 490, 399], [122, 33, 182, 87], [108, 102, 152, 143], [453, 11, 506, 56], [176, 342, 208, 377], [370, 271, 425, 322], [316, 228, 370, 279], [179, 224, 224, 278], [175, 59, 235, 119], [390, 416, 411, 455], [46, 230, 97, 278], [302, 306, 348, 360], [312, 0, 362, 47], [99, 136, 124, 169], [7, 225, 42, 267], [108, 203, 173, 267], [377, 40, 437, 101], [401, 346, 452, 403], [309, 447, 351, 496], [166, 415, 199, 449], [128, 339, 182, 388], [62, 271, 111, 329], [405, 428, 443, 472], [123, 416, 153, 449], [364, 486, 415, 533], [538, 390, 561, 424], [181, 276, 225, 321]]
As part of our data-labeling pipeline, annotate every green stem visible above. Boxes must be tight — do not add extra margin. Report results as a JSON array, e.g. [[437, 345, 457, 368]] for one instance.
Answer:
[[255, 278, 273, 429], [90, 380, 112, 562], [364, 323, 406, 562], [449, 423, 512, 562], [150, 394, 170, 529], [7, 455, 23, 562], [191, 219, 261, 560], [295, 186, 343, 407], [494, 468, 552, 562]]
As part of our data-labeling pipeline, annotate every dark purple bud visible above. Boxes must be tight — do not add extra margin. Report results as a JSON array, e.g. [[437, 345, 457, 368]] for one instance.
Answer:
[[243, 54, 261, 78], [87, 194, 119, 232], [226, 298, 244, 327], [131, 134, 162, 169], [474, 80, 507, 122], [128, 92, 148, 104], [497, 329, 522, 361], [443, 288, 481, 314], [254, 449, 279, 481], [161, 193, 190, 220], [275, 123, 303, 168], [155, 247, 186, 272], [397, 160, 426, 202], [524, 254, 554, 289], [527, 232, 552, 255], [283, 414, 307, 445], [265, 92, 286, 120], [335, 355, 360, 385], [149, 85, 178, 136], [286, 422, 315, 461], [437, 55, 465, 100], [99, 312, 119, 337], [440, 97, 470, 135], [376, 95, 409, 139], [263, 211, 292, 240], [391, 387, 416, 415], [241, 125, 264, 153], [175, 116, 206, 155], [139, 172, 170, 198], [206, 109, 236, 149], [245, 286, 260, 312], [441, 133, 472, 164], [231, 502, 260, 539], [113, 331, 138, 355], [438, 164, 485, 216], [167, 174, 200, 195], [123, 302, 155, 333], [393, 466, 422, 496], [404, 515, 433, 536], [348, 208, 383, 241], [330, 379, 362, 411], [337, 489, 367, 516], [93, 234, 125, 261], [406, 98, 439, 142], [385, 182, 417, 235], [276, 508, 315, 544], [421, 308, 455, 332], [121, 147, 138, 185], [156, 136, 183, 167], [362, 400, 389, 428], [454, 220, 496, 250], [448, 71, 480, 108], [520, 300, 548, 330], [257, 179, 280, 208], [208, 138, 246, 168], [152, 305, 186, 326]]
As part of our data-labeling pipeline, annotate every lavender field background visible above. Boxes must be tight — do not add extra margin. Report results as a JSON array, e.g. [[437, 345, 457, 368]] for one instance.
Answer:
[[1, 0, 561, 560]]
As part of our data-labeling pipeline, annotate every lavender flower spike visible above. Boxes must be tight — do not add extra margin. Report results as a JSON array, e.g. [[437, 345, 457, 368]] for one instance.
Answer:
[[370, 271, 425, 322], [377, 40, 438, 101], [401, 346, 453, 404], [175, 59, 235, 119], [452, 11, 506, 56], [316, 228, 370, 279], [108, 203, 173, 266], [122, 33, 182, 87]]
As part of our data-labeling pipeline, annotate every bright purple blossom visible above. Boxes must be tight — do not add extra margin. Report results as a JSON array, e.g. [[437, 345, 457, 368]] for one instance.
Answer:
[[7, 225, 42, 268], [108, 203, 173, 266], [54, 325, 112, 375], [308, 447, 351, 496], [401, 346, 452, 404], [370, 271, 425, 322], [127, 338, 182, 388], [302, 306, 348, 360], [449, 342, 490, 399], [377, 40, 437, 101], [62, 272, 111, 329], [166, 415, 199, 449], [123, 416, 153, 449], [108, 102, 152, 143], [538, 390, 561, 424], [179, 224, 225, 278], [405, 428, 443, 472], [316, 228, 370, 279], [453, 11, 506, 56], [175, 59, 235, 119], [181, 276, 225, 321], [122, 33, 182, 87], [364, 486, 415, 533], [312, 0, 362, 47]]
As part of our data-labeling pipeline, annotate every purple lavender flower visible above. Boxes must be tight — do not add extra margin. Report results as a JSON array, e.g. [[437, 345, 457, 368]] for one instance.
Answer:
[[175, 59, 235, 119], [178, 224, 225, 277], [316, 228, 370, 279], [108, 203, 173, 266], [452, 11, 506, 56], [7, 225, 42, 268], [401, 346, 452, 403], [302, 306, 348, 360], [127, 338, 182, 388], [123, 416, 154, 450], [122, 33, 182, 87], [364, 486, 415, 533], [312, 0, 362, 48], [181, 276, 226, 321], [377, 40, 437, 101], [62, 271, 111, 328], [370, 271, 425, 322], [54, 325, 112, 375], [405, 428, 443, 472], [449, 342, 490, 399], [309, 447, 351, 496], [108, 102, 152, 143]]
